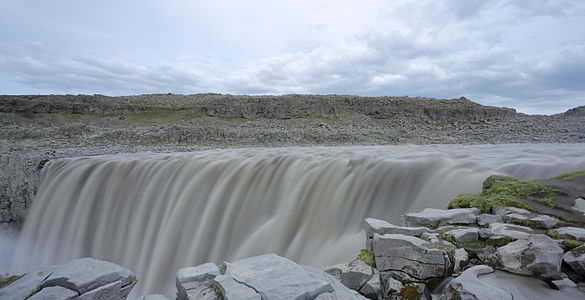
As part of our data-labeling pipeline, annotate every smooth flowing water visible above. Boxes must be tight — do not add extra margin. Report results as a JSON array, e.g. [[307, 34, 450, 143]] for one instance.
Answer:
[[11, 144, 585, 297]]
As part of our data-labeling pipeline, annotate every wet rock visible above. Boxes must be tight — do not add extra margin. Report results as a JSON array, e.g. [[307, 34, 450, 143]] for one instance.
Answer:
[[176, 263, 220, 300], [439, 265, 512, 300], [324, 259, 373, 290], [373, 233, 452, 280], [404, 208, 479, 228], [478, 214, 503, 226], [563, 245, 585, 275], [496, 234, 563, 279]]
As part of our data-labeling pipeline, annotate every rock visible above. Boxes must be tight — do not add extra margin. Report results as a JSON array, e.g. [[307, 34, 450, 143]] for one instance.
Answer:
[[496, 234, 563, 279], [477, 214, 503, 226], [373, 233, 452, 280], [176, 263, 220, 300], [572, 198, 585, 216], [404, 208, 479, 228], [502, 212, 558, 229], [439, 265, 513, 300], [364, 218, 430, 250], [563, 245, 585, 275], [302, 266, 368, 300], [494, 206, 532, 216], [392, 283, 431, 300], [28, 286, 78, 300], [529, 214, 558, 229], [453, 248, 469, 273], [444, 227, 480, 243], [324, 259, 373, 290], [78, 281, 122, 300], [380, 274, 404, 297], [224, 253, 333, 300], [554, 227, 585, 241], [489, 223, 533, 240], [214, 275, 261, 300], [551, 278, 578, 290], [359, 272, 381, 300], [41, 257, 134, 295], [139, 294, 171, 300], [0, 258, 135, 300]]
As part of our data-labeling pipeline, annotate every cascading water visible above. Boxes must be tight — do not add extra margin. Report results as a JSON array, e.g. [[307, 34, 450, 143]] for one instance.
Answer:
[[11, 144, 585, 297]]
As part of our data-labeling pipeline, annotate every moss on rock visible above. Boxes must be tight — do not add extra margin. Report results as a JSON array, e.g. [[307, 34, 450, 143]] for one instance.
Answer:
[[550, 170, 585, 180], [357, 249, 376, 267]]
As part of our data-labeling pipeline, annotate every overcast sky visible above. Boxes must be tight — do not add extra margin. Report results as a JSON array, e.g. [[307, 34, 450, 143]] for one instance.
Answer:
[[1, 0, 584, 114]]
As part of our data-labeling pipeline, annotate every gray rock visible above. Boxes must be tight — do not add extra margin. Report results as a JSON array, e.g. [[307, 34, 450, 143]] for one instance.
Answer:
[[29, 286, 78, 300], [494, 206, 532, 216], [373, 233, 452, 280], [0, 267, 53, 300], [41, 257, 134, 295], [572, 198, 585, 216], [477, 214, 503, 226], [404, 208, 479, 228], [214, 275, 261, 300], [364, 218, 430, 251], [176, 263, 220, 300], [439, 265, 513, 300], [552, 278, 578, 290], [324, 259, 373, 291], [444, 228, 480, 243], [529, 214, 558, 229], [489, 223, 533, 240], [554, 227, 585, 241], [563, 245, 585, 275], [389, 283, 430, 300], [359, 272, 381, 300], [224, 253, 333, 300], [453, 248, 469, 273], [78, 280, 121, 300], [503, 212, 558, 229], [302, 266, 368, 300], [496, 234, 563, 279], [380, 275, 403, 297], [139, 294, 171, 300]]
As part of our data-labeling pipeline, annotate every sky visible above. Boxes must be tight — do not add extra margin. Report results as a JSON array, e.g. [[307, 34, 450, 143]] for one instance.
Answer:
[[1, 0, 584, 115]]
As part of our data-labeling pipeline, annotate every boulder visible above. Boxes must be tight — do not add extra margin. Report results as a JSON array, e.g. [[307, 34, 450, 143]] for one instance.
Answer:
[[176, 263, 220, 300], [214, 275, 260, 300], [453, 248, 469, 273], [477, 214, 503, 226], [554, 227, 585, 241], [496, 234, 563, 279], [359, 272, 381, 300], [224, 254, 333, 300], [444, 228, 480, 243], [0, 258, 135, 300], [563, 245, 585, 275], [373, 233, 452, 280], [364, 218, 430, 251], [28, 286, 77, 300], [324, 259, 373, 290], [404, 208, 479, 228], [439, 265, 512, 300]]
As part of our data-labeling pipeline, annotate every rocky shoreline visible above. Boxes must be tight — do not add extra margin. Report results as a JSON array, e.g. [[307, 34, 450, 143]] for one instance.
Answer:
[[2, 171, 584, 299]]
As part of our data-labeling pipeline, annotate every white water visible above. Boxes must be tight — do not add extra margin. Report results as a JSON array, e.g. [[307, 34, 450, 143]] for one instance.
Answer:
[[10, 144, 585, 297]]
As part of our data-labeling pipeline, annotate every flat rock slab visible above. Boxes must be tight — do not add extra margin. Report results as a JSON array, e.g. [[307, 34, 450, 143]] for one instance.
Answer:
[[29, 286, 78, 300], [404, 208, 478, 228], [554, 227, 585, 241], [0, 267, 53, 300], [214, 275, 260, 300], [225, 253, 333, 300], [373, 233, 451, 280], [478, 214, 503, 226], [489, 223, 534, 240], [444, 227, 480, 243], [41, 257, 134, 294]]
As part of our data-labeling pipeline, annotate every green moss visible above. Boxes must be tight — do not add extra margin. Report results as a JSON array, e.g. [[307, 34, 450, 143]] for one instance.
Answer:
[[546, 229, 572, 240], [357, 249, 376, 267], [210, 282, 225, 300], [509, 218, 548, 229], [398, 285, 423, 300], [130, 275, 138, 285], [0, 274, 23, 288], [561, 240, 582, 251], [550, 170, 585, 180], [448, 174, 557, 214]]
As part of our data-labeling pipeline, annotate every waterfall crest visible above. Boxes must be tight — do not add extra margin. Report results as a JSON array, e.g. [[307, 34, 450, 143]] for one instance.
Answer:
[[13, 144, 585, 297]]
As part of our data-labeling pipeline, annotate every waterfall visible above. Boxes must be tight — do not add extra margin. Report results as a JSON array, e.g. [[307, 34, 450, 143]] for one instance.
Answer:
[[12, 144, 585, 297]]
